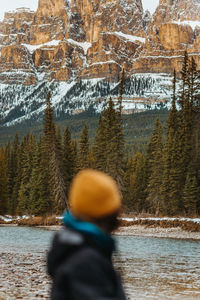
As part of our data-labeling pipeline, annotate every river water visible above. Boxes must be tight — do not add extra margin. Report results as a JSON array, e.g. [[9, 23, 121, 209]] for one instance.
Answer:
[[0, 226, 200, 299]]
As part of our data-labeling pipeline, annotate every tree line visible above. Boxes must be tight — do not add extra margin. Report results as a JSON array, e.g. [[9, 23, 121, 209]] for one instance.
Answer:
[[0, 85, 124, 216], [0, 53, 200, 217]]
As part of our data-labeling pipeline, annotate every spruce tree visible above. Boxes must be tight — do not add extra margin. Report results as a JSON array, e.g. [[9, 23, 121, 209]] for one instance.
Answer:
[[187, 57, 200, 108], [93, 115, 107, 171], [43, 93, 67, 213], [5, 141, 12, 213], [12, 142, 24, 214], [124, 153, 147, 212], [29, 140, 42, 215], [17, 133, 36, 214], [78, 123, 89, 170], [104, 97, 124, 187], [63, 124, 76, 195], [29, 138, 51, 215], [37, 137, 52, 214], [0, 148, 8, 214], [94, 94, 125, 189], [123, 156, 136, 210], [146, 118, 163, 215], [9, 133, 19, 214], [179, 84, 193, 195], [161, 70, 182, 215], [179, 51, 189, 109], [183, 169, 199, 216]]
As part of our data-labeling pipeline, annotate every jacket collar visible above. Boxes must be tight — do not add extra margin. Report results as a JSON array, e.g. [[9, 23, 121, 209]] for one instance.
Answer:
[[63, 212, 115, 256]]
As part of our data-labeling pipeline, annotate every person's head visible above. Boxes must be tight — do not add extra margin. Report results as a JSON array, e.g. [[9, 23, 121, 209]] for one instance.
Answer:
[[69, 169, 122, 233]]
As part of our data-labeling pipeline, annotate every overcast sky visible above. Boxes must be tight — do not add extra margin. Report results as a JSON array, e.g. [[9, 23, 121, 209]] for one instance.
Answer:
[[0, 0, 160, 21]]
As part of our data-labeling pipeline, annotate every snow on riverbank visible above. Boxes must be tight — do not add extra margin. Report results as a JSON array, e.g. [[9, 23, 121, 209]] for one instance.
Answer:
[[0, 215, 29, 222], [1, 215, 200, 224], [1, 215, 200, 239], [121, 217, 200, 223]]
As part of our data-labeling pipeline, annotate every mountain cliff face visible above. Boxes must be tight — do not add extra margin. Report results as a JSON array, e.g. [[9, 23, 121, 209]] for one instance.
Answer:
[[0, 0, 199, 125], [133, 0, 200, 73]]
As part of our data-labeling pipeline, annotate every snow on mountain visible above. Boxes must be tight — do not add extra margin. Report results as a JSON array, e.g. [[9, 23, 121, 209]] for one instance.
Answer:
[[0, 0, 199, 126], [172, 20, 200, 31], [0, 72, 173, 127]]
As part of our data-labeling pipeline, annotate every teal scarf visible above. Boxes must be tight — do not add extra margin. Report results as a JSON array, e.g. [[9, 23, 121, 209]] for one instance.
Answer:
[[63, 212, 115, 254]]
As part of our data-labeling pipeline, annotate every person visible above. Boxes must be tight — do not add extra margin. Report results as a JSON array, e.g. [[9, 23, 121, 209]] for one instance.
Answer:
[[47, 169, 126, 300]]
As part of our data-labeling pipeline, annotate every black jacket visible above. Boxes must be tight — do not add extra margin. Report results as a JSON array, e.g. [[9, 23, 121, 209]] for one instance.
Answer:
[[47, 226, 126, 300]]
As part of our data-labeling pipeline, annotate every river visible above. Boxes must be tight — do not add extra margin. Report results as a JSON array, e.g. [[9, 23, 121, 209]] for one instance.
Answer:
[[0, 226, 200, 299]]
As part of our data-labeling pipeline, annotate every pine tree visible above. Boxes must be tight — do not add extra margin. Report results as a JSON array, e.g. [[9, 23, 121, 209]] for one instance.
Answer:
[[115, 82, 125, 188], [134, 153, 148, 213], [94, 93, 125, 189], [179, 84, 193, 194], [146, 118, 163, 215], [189, 58, 200, 186], [63, 124, 76, 195], [161, 70, 182, 215], [179, 51, 189, 109], [0, 148, 8, 214], [56, 124, 63, 150], [123, 156, 136, 210], [9, 133, 19, 214], [12, 141, 24, 214], [29, 140, 42, 215], [93, 115, 107, 171], [124, 153, 147, 212], [17, 133, 36, 215], [78, 123, 89, 170], [29, 138, 51, 215], [104, 97, 124, 187], [44, 92, 55, 148], [38, 137, 52, 214], [183, 169, 199, 216], [5, 141, 12, 213], [71, 140, 78, 173], [43, 93, 67, 213], [187, 57, 200, 108]]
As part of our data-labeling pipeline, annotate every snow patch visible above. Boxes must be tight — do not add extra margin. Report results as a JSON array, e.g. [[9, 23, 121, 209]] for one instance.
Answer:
[[109, 31, 145, 43], [7, 7, 35, 14], [90, 60, 121, 67], [172, 20, 200, 30], [22, 40, 61, 53], [51, 81, 77, 105], [121, 217, 200, 224], [67, 39, 91, 55], [0, 215, 30, 222]]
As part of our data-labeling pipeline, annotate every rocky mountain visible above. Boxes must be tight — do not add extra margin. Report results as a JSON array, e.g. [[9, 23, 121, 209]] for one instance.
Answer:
[[0, 0, 199, 126]]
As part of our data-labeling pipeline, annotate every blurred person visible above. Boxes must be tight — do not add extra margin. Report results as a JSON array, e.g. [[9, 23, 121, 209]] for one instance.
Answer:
[[47, 169, 126, 300]]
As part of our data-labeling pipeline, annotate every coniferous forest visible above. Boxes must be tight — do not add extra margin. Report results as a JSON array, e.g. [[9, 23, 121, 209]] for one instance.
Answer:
[[0, 52, 200, 217]]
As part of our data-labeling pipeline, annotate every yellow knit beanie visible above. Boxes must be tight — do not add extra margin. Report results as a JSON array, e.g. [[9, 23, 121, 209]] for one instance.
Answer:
[[69, 169, 121, 219]]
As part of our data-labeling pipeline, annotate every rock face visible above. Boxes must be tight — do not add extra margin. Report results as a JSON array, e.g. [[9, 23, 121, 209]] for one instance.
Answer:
[[0, 0, 146, 84], [0, 0, 199, 85], [0, 0, 199, 125], [133, 0, 200, 73]]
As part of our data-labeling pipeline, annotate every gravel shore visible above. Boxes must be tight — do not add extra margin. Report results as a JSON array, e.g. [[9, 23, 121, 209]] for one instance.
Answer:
[[0, 252, 50, 300], [40, 224, 200, 240], [115, 225, 200, 240]]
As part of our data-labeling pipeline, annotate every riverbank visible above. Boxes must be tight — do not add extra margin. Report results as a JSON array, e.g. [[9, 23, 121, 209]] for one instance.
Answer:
[[116, 217, 200, 239], [115, 225, 200, 240], [39, 224, 200, 240], [1, 215, 200, 240]]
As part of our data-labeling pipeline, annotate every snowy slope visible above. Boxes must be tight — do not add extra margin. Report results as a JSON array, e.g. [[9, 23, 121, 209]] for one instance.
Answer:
[[0, 73, 174, 127]]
